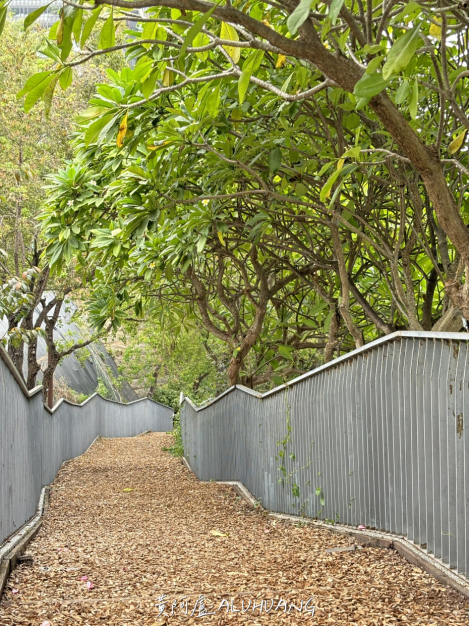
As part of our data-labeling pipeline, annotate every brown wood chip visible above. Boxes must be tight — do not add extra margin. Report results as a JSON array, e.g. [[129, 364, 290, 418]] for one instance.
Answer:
[[1, 433, 468, 625]]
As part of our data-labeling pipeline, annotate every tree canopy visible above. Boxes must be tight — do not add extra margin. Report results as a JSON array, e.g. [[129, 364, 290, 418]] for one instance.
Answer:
[[6, 0, 469, 387]]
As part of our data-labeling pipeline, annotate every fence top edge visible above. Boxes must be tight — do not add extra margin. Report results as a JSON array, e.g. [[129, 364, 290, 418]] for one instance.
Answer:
[[45, 392, 174, 413], [182, 330, 469, 412], [0, 343, 174, 413]]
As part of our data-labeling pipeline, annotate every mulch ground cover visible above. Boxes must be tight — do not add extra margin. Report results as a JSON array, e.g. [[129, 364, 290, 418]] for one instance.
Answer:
[[0, 432, 468, 625]]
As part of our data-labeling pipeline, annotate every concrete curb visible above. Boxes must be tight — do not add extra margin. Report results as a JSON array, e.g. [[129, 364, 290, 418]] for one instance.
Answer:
[[0, 486, 50, 599], [181, 457, 469, 600]]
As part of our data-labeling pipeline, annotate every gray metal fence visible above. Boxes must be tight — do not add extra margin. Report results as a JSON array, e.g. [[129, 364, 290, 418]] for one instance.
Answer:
[[181, 331, 469, 578], [0, 345, 173, 547]]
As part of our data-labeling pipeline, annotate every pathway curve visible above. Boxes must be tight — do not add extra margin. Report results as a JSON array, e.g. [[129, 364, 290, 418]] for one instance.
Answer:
[[0, 433, 468, 625]]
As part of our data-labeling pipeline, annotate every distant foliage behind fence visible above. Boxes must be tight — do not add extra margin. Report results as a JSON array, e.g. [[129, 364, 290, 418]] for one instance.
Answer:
[[181, 332, 469, 578], [0, 345, 173, 547]]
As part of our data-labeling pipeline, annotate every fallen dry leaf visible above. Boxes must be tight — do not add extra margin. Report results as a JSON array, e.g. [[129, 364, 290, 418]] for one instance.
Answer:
[[209, 529, 228, 537]]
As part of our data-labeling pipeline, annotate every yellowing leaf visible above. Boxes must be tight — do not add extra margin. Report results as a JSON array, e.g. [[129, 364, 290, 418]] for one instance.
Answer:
[[123, 488, 133, 492], [56, 12, 64, 45], [217, 231, 225, 245], [163, 68, 174, 87], [429, 21, 442, 41], [220, 22, 240, 63], [210, 529, 228, 537], [336, 158, 345, 171], [276, 54, 286, 68], [448, 130, 467, 154], [116, 111, 128, 148]]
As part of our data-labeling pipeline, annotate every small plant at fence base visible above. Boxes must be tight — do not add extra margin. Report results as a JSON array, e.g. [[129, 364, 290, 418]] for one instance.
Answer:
[[275, 389, 310, 514], [275, 389, 324, 518], [163, 412, 184, 457]]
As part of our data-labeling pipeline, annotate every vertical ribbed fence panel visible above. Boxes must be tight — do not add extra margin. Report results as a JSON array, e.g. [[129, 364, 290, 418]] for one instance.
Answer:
[[0, 345, 173, 548], [181, 332, 469, 578]]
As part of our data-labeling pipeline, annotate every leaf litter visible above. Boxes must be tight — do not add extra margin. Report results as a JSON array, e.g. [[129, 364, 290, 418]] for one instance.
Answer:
[[0, 433, 467, 625]]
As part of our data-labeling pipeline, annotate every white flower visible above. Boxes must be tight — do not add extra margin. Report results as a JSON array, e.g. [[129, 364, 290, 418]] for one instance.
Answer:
[[90, 180, 97, 186], [67, 200, 74, 206], [202, 198, 210, 206]]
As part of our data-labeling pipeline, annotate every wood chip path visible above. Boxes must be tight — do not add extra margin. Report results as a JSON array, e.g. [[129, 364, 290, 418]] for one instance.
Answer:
[[1, 433, 468, 625]]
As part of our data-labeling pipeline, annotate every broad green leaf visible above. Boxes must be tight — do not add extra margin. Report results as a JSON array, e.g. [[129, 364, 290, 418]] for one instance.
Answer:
[[49, 19, 60, 39], [194, 31, 210, 61], [77, 106, 111, 122], [24, 2, 53, 29], [448, 130, 467, 154], [72, 8, 83, 43], [278, 345, 293, 360], [220, 22, 240, 63], [142, 70, 158, 99], [320, 163, 357, 202], [287, 0, 317, 35], [59, 66, 73, 90], [179, 5, 217, 59], [204, 82, 220, 116], [395, 79, 410, 104], [382, 25, 421, 80], [329, 0, 345, 25], [100, 9, 115, 49], [0, 7, 6, 38], [353, 73, 391, 98], [238, 50, 264, 104], [81, 6, 102, 49], [59, 5, 77, 61], [24, 74, 55, 112], [268, 147, 282, 173], [366, 56, 383, 75], [84, 112, 116, 146], [17, 71, 54, 98], [409, 77, 418, 119]]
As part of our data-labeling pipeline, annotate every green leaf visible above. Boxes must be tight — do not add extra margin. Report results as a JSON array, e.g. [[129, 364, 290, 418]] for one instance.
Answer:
[[0, 7, 7, 38], [23, 73, 57, 112], [353, 73, 391, 98], [59, 66, 73, 90], [204, 82, 220, 116], [287, 0, 317, 35], [24, 2, 53, 29], [409, 77, 418, 119], [59, 5, 77, 62], [77, 106, 111, 122], [84, 112, 117, 146], [100, 9, 115, 49], [329, 0, 345, 25], [320, 163, 357, 203], [179, 5, 217, 59], [268, 147, 282, 173], [142, 70, 158, 100], [395, 79, 410, 104], [72, 8, 83, 43], [238, 50, 264, 104], [365, 56, 383, 75], [382, 24, 421, 80], [17, 71, 54, 98], [81, 6, 102, 49], [278, 345, 293, 360]]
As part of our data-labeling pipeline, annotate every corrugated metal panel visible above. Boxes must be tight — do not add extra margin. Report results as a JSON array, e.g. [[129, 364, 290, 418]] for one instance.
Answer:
[[181, 332, 469, 579], [0, 345, 174, 548]]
